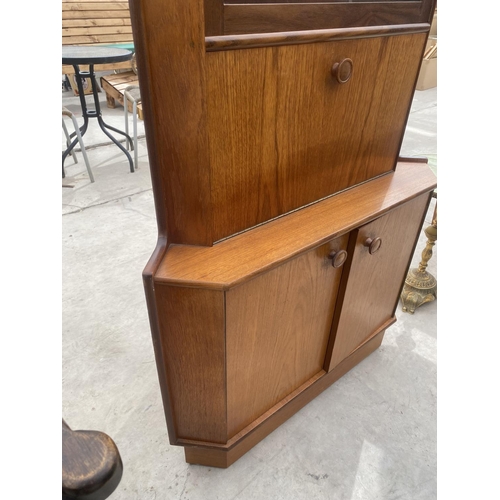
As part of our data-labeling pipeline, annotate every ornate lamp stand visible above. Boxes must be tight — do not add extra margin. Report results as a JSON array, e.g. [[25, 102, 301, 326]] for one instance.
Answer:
[[401, 199, 437, 314]]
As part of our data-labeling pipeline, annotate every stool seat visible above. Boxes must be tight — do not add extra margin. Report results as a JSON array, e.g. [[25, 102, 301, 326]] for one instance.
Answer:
[[124, 87, 141, 103], [62, 420, 123, 500]]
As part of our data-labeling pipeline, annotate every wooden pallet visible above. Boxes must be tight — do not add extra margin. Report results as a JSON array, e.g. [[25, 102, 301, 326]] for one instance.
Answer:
[[100, 71, 143, 120]]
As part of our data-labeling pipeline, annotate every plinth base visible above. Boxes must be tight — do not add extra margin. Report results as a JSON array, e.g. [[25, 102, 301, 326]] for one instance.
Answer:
[[183, 328, 386, 468]]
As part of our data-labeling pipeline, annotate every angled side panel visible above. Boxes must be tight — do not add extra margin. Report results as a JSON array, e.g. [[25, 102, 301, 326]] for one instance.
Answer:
[[154, 285, 227, 444]]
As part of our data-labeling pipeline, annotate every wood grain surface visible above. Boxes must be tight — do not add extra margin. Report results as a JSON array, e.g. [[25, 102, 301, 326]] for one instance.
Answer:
[[326, 192, 431, 370], [183, 327, 386, 467], [225, 236, 348, 437], [206, 33, 426, 241], [154, 286, 227, 443], [154, 161, 437, 289], [129, 0, 213, 245]]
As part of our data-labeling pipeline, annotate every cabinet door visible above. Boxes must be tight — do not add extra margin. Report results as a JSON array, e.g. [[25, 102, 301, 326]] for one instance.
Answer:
[[206, 34, 426, 241], [325, 193, 431, 371], [225, 234, 349, 438]]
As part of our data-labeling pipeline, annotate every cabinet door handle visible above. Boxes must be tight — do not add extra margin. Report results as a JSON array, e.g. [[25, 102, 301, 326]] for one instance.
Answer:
[[364, 237, 382, 255], [331, 58, 353, 84], [328, 249, 348, 268]]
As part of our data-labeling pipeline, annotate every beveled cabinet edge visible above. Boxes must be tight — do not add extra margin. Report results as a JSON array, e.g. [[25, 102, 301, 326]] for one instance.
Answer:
[[154, 162, 437, 290], [142, 237, 179, 444], [206, 23, 430, 51]]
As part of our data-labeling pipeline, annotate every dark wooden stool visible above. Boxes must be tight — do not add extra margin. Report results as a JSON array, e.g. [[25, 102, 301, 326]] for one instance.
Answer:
[[62, 420, 123, 499]]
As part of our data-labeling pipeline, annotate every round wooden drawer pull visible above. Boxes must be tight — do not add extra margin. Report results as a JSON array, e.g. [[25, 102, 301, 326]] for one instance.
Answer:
[[328, 249, 348, 268], [331, 58, 353, 84], [364, 237, 382, 255]]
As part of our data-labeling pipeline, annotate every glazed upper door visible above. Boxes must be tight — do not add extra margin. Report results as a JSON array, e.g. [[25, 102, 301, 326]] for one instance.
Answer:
[[324, 192, 431, 371], [207, 33, 426, 242], [225, 234, 349, 438], [204, 0, 436, 35]]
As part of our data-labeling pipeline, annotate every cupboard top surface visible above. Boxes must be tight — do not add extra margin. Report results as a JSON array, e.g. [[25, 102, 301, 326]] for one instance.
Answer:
[[154, 161, 436, 289]]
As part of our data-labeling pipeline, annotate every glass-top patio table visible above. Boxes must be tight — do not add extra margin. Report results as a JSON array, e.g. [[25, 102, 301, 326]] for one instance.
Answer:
[[62, 46, 135, 174]]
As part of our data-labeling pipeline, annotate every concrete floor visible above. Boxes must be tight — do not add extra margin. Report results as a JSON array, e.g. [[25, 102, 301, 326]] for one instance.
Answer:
[[62, 83, 437, 500]]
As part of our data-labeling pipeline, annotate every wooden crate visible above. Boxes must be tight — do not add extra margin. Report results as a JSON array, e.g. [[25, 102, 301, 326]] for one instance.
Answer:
[[100, 71, 143, 119]]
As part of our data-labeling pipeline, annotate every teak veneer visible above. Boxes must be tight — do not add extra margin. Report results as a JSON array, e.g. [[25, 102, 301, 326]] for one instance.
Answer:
[[130, 0, 437, 468]]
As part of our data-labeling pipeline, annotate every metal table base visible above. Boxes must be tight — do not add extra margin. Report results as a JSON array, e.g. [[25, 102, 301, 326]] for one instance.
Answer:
[[62, 64, 134, 175]]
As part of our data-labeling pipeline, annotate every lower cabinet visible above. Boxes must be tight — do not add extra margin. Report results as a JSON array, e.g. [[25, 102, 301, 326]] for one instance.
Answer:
[[224, 193, 430, 439], [149, 167, 435, 467]]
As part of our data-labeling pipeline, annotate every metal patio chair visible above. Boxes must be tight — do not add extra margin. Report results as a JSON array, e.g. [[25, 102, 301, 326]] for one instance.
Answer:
[[62, 106, 95, 183]]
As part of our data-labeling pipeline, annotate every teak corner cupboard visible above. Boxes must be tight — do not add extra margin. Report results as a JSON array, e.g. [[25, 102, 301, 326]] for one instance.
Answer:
[[129, 0, 437, 467]]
